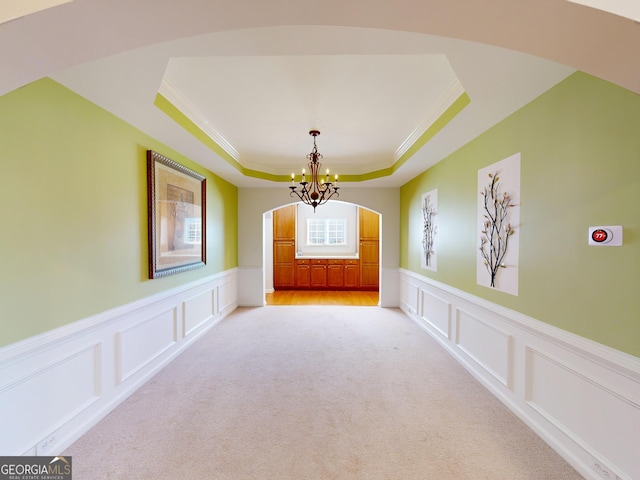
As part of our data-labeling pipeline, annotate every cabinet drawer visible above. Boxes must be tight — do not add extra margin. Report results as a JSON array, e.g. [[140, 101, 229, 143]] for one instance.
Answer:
[[328, 259, 344, 265], [344, 259, 359, 265], [296, 259, 310, 265], [311, 259, 328, 265]]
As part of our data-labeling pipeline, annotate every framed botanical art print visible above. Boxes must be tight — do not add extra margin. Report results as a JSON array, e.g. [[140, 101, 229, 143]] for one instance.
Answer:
[[421, 189, 438, 271], [147, 150, 206, 278], [476, 153, 520, 295]]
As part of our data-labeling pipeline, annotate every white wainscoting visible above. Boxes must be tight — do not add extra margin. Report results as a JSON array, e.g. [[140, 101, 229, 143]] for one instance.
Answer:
[[399, 269, 640, 480], [0, 269, 238, 456], [237, 266, 266, 307], [380, 267, 400, 308]]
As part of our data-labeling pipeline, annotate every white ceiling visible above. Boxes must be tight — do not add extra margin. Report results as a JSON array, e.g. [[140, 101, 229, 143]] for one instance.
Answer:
[[1, 0, 638, 188]]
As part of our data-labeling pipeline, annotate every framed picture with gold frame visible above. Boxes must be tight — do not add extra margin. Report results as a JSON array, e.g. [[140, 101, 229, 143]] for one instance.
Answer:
[[147, 150, 206, 278]]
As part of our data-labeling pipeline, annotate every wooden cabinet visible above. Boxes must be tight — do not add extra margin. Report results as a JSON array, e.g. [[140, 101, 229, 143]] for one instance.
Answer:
[[273, 205, 296, 289], [359, 208, 379, 290], [327, 259, 344, 288], [272, 204, 379, 291], [274, 241, 295, 288], [294, 258, 358, 289], [310, 259, 328, 288], [295, 259, 310, 287], [359, 241, 379, 289], [359, 207, 379, 240], [344, 259, 359, 288], [273, 205, 296, 240]]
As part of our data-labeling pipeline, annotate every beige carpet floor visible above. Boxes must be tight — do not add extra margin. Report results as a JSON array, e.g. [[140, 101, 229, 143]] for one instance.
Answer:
[[65, 306, 583, 479]]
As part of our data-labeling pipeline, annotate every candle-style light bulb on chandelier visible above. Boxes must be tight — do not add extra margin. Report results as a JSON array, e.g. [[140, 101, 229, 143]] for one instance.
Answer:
[[289, 130, 339, 212]]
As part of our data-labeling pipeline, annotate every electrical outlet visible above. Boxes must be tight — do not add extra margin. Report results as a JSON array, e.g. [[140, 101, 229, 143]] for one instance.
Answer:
[[591, 456, 622, 480], [37, 432, 57, 455]]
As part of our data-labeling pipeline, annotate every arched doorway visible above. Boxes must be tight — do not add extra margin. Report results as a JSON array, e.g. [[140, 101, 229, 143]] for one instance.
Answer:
[[264, 201, 380, 305]]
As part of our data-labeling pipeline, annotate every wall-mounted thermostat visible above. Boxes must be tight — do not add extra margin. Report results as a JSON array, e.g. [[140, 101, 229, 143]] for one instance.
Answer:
[[588, 226, 623, 246]]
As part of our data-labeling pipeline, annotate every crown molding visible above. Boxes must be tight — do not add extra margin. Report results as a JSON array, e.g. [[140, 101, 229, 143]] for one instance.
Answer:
[[394, 79, 465, 162], [158, 79, 241, 163]]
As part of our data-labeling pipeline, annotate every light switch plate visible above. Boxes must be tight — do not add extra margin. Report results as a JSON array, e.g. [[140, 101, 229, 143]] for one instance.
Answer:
[[588, 226, 623, 246]]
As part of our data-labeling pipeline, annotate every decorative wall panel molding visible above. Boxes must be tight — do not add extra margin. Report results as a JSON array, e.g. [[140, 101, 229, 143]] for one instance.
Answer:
[[455, 307, 512, 388], [183, 290, 214, 337], [218, 275, 238, 315], [116, 307, 178, 383], [402, 282, 420, 316], [0, 344, 101, 455], [525, 347, 639, 478], [0, 269, 238, 456], [400, 268, 640, 480], [420, 289, 450, 339]]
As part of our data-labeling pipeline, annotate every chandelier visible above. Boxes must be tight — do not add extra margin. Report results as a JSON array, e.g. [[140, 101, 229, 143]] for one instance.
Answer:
[[289, 130, 339, 211]]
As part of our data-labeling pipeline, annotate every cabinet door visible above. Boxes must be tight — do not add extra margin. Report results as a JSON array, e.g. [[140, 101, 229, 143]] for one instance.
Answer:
[[274, 241, 295, 263], [359, 264, 379, 289], [359, 241, 379, 289], [273, 240, 295, 288], [344, 261, 359, 288], [359, 207, 379, 240], [273, 205, 296, 240], [310, 260, 327, 288], [327, 261, 344, 288], [360, 241, 379, 265], [274, 264, 295, 288], [296, 260, 310, 287]]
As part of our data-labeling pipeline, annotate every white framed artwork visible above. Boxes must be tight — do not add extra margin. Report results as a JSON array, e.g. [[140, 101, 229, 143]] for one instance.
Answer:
[[477, 153, 520, 295], [421, 189, 438, 271]]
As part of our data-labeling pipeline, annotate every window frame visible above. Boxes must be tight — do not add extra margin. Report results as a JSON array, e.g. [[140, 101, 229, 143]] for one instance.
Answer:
[[306, 217, 347, 246]]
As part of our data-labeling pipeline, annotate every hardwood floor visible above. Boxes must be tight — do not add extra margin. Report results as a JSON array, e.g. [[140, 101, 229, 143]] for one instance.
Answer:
[[265, 290, 379, 306]]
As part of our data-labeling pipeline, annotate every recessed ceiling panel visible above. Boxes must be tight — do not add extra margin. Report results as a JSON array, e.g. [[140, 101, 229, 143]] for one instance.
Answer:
[[162, 54, 461, 174]]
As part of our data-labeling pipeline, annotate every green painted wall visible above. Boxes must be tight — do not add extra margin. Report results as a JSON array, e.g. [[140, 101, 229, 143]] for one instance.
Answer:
[[0, 78, 238, 347], [400, 72, 640, 357]]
